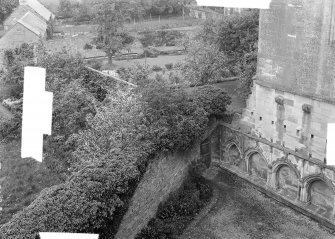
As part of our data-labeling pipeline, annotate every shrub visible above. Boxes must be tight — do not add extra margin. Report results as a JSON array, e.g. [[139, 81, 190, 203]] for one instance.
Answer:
[[152, 65, 162, 72], [83, 43, 93, 50], [0, 154, 140, 239], [0, 117, 20, 142], [190, 85, 232, 118], [90, 61, 102, 70], [136, 169, 212, 239], [140, 48, 158, 58], [139, 30, 183, 47], [165, 63, 173, 70], [96, 43, 104, 50]]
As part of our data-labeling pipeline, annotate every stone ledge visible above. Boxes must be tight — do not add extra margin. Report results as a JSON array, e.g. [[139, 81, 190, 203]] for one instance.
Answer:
[[218, 121, 335, 171]]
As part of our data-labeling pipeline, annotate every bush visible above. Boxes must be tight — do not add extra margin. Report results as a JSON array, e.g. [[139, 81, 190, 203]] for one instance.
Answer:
[[83, 43, 93, 50], [139, 30, 183, 47], [136, 170, 213, 239], [96, 43, 104, 50], [140, 48, 158, 58], [0, 116, 21, 141], [190, 85, 232, 118], [0, 154, 140, 239], [151, 65, 162, 72], [165, 63, 173, 70], [90, 61, 102, 70]]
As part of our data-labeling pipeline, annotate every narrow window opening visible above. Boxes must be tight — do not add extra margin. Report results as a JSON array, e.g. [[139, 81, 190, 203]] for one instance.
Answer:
[[259, 116, 262, 121], [311, 134, 314, 139], [271, 121, 274, 125], [296, 129, 300, 135], [284, 125, 287, 129]]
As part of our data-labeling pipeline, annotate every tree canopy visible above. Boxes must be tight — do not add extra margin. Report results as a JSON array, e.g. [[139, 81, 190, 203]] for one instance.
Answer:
[[0, 40, 231, 237], [198, 9, 259, 97]]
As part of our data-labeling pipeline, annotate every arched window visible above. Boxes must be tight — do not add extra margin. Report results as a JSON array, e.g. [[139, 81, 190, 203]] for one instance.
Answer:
[[309, 180, 335, 214], [249, 152, 268, 181], [276, 165, 299, 200]]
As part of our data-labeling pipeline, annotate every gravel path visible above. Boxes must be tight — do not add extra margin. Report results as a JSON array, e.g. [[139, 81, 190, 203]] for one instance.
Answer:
[[180, 167, 335, 239]]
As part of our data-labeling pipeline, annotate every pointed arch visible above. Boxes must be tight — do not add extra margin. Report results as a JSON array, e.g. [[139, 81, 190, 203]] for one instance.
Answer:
[[245, 147, 269, 181], [303, 174, 335, 211]]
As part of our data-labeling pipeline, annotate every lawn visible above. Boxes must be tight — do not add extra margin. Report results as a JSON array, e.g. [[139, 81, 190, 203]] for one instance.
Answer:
[[112, 55, 186, 69], [53, 16, 203, 36]]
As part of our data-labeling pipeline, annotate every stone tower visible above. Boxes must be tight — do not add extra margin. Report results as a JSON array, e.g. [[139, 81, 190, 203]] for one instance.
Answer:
[[242, 0, 335, 161]]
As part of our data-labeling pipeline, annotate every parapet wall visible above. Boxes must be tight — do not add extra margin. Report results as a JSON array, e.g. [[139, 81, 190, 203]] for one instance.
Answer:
[[207, 122, 335, 228]]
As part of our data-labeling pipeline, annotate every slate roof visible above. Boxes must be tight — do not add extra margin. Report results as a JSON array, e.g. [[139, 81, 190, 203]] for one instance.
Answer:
[[3, 5, 32, 28], [17, 11, 48, 36], [19, 0, 55, 21]]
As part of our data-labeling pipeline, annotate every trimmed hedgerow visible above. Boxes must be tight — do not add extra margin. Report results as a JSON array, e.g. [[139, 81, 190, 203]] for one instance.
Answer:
[[0, 153, 141, 239]]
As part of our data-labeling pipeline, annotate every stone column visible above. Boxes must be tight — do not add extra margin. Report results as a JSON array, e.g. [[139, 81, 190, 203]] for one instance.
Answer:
[[296, 180, 303, 202], [299, 181, 309, 203], [246, 155, 251, 176], [267, 164, 275, 188]]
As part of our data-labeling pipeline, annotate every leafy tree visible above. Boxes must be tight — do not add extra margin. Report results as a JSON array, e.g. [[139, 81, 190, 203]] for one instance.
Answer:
[[116, 63, 152, 86], [199, 9, 259, 98], [92, 0, 134, 65], [0, 47, 113, 224], [0, 43, 35, 99], [0, 153, 141, 239], [57, 0, 75, 18], [183, 39, 232, 86], [0, 156, 62, 225], [58, 0, 92, 22]]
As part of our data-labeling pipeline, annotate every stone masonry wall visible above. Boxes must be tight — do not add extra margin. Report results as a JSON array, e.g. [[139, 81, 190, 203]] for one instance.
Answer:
[[209, 123, 335, 227], [115, 143, 200, 239], [242, 82, 335, 161], [257, 0, 335, 103]]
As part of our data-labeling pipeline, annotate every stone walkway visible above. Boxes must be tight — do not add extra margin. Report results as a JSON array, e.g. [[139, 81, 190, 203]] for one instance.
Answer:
[[180, 167, 335, 239]]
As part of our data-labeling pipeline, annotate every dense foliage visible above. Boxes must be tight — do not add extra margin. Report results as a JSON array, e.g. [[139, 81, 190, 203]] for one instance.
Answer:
[[91, 0, 135, 64], [183, 39, 233, 86], [198, 9, 259, 98], [0, 43, 231, 237], [58, 0, 196, 23], [139, 30, 183, 47], [0, 44, 120, 224], [0, 155, 62, 225]]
